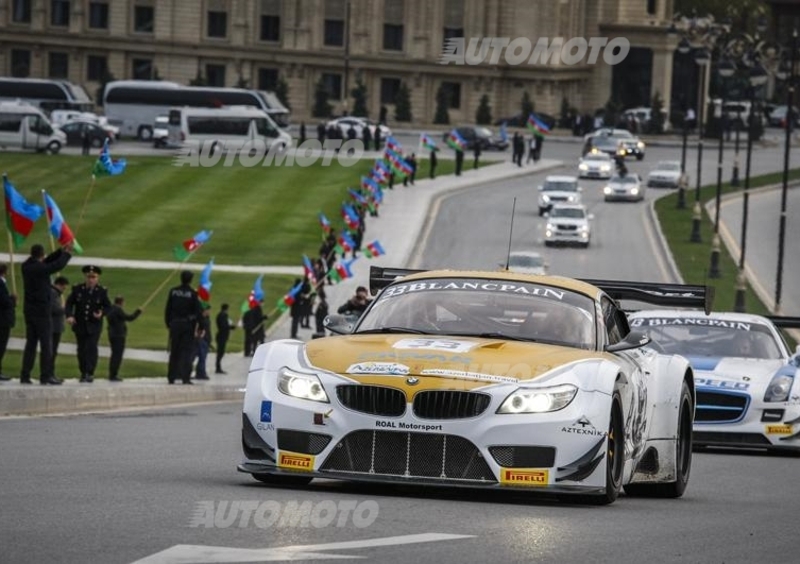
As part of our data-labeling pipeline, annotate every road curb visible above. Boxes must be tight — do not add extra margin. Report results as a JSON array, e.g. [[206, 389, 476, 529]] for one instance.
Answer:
[[647, 196, 684, 284]]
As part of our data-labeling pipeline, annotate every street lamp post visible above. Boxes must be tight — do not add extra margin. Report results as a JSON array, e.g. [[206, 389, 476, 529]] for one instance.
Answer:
[[677, 37, 692, 209], [776, 29, 797, 314], [691, 47, 711, 243], [735, 63, 769, 312], [342, 0, 352, 115], [709, 57, 736, 279]]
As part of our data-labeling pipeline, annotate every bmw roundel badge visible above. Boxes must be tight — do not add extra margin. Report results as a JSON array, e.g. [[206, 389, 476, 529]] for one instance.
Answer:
[[406, 377, 419, 385]]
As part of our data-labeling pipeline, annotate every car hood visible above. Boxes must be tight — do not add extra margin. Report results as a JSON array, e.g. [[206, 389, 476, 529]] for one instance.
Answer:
[[608, 182, 638, 190], [541, 190, 580, 198], [548, 217, 587, 227], [581, 160, 612, 168], [689, 356, 787, 390], [305, 334, 604, 390], [649, 170, 680, 178]]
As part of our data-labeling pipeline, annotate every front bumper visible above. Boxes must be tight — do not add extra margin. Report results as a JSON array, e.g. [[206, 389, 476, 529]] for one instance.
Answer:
[[693, 396, 800, 451], [604, 191, 642, 202], [579, 168, 613, 179], [618, 146, 645, 158], [647, 177, 680, 188]]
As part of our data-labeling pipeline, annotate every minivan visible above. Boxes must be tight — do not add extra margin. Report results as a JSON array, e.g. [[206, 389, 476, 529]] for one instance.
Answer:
[[0, 101, 66, 153]]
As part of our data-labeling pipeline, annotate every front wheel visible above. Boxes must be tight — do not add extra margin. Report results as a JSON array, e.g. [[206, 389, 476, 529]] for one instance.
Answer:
[[625, 380, 693, 498], [137, 125, 153, 141], [252, 473, 313, 487], [46, 141, 61, 155]]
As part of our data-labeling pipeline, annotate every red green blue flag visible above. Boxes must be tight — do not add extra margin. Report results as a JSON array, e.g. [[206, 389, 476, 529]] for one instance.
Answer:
[[318, 212, 332, 235], [385, 136, 402, 153], [364, 240, 386, 259], [241, 274, 264, 313], [4, 175, 43, 250], [335, 231, 357, 255], [420, 133, 438, 152], [197, 259, 213, 305], [277, 280, 303, 312], [174, 230, 212, 261], [341, 204, 360, 230], [384, 148, 412, 177], [446, 129, 467, 151], [302, 254, 317, 285], [327, 258, 357, 284], [527, 113, 551, 138], [91, 138, 127, 177], [43, 191, 83, 254]]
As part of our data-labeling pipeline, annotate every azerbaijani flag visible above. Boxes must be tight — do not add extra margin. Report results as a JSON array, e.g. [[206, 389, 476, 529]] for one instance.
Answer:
[[364, 240, 386, 259], [371, 160, 391, 184], [499, 122, 508, 143], [384, 148, 413, 177], [385, 136, 402, 153], [420, 133, 438, 152], [174, 230, 212, 261], [197, 258, 213, 305], [318, 212, 332, 235], [43, 192, 83, 254], [361, 176, 383, 205], [241, 274, 264, 313], [446, 128, 467, 151], [327, 258, 356, 284], [348, 188, 369, 206], [526, 113, 551, 137], [302, 254, 317, 285], [335, 231, 357, 255], [277, 280, 303, 312], [341, 204, 360, 230], [4, 175, 43, 250], [91, 138, 127, 178]]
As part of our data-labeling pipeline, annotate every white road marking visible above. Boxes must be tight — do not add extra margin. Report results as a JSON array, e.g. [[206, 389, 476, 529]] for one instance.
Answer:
[[130, 532, 475, 564]]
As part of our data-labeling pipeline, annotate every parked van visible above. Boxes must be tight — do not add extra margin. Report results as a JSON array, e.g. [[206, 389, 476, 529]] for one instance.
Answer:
[[168, 106, 291, 153], [0, 101, 66, 153]]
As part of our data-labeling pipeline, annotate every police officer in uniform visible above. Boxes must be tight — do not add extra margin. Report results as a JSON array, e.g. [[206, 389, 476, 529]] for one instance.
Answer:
[[164, 270, 202, 384], [65, 265, 112, 383]]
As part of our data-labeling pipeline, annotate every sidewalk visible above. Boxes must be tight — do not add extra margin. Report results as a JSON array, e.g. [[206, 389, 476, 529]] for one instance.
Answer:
[[0, 157, 564, 416]]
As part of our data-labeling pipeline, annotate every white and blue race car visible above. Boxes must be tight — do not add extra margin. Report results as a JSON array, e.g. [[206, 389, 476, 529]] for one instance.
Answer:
[[629, 311, 800, 453]]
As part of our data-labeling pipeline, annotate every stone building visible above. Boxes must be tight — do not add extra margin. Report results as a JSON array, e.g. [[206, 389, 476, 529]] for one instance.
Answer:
[[0, 0, 678, 124]]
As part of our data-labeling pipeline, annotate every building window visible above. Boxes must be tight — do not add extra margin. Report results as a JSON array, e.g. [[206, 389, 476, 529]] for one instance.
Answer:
[[12, 0, 31, 23], [48, 52, 69, 78], [132, 58, 153, 79], [322, 73, 342, 100], [383, 0, 404, 51], [259, 0, 281, 41], [134, 5, 154, 33], [10, 50, 31, 77], [87, 55, 108, 81], [206, 64, 226, 86], [207, 11, 227, 38], [258, 68, 279, 91], [89, 2, 109, 29], [50, 0, 70, 27], [441, 81, 461, 109], [380, 78, 401, 105], [324, 0, 345, 46], [647, 0, 657, 16], [442, 0, 464, 47]]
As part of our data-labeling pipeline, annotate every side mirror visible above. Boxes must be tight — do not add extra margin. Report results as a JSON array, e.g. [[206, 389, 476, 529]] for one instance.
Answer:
[[605, 330, 651, 353], [323, 314, 358, 335]]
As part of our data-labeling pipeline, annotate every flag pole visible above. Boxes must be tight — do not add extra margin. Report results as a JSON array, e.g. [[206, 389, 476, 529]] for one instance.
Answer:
[[41, 190, 56, 252], [75, 174, 96, 238], [6, 231, 17, 296], [140, 250, 199, 310]]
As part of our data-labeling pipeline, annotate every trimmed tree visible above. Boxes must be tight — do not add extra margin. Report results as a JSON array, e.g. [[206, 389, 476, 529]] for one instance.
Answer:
[[351, 79, 368, 117], [433, 83, 450, 124], [521, 91, 534, 121], [603, 97, 622, 128], [312, 78, 332, 118], [560, 96, 570, 128], [394, 82, 412, 122], [476, 94, 492, 125], [275, 76, 291, 111]]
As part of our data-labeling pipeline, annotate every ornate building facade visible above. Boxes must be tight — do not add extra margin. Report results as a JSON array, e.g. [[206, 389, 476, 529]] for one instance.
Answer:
[[0, 0, 678, 123]]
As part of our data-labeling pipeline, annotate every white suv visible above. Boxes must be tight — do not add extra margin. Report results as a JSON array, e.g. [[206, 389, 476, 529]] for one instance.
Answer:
[[537, 175, 582, 216], [544, 204, 593, 248]]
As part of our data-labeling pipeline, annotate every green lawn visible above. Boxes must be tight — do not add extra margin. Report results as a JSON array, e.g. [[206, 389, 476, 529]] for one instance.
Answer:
[[2, 350, 170, 381]]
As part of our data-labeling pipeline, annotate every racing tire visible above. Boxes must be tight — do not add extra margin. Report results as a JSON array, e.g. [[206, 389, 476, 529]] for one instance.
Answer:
[[45, 141, 61, 155], [567, 391, 624, 505], [624, 380, 693, 498], [252, 473, 313, 487], [137, 125, 153, 141]]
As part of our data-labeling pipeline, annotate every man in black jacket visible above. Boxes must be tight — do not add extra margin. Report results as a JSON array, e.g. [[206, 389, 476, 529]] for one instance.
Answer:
[[215, 303, 234, 374], [106, 295, 141, 382], [65, 265, 113, 383], [20, 243, 72, 385], [50, 276, 69, 372], [164, 270, 202, 384], [0, 263, 16, 381]]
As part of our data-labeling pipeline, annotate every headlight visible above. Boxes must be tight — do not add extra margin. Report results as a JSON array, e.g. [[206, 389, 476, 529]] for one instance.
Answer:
[[541, 195, 550, 202], [498, 384, 578, 414], [603, 186, 612, 194], [545, 222, 555, 232], [579, 163, 588, 170], [600, 165, 611, 171], [764, 374, 794, 402], [579, 225, 589, 233], [631, 188, 639, 195], [277, 367, 329, 403], [567, 195, 575, 202], [637, 141, 645, 149]]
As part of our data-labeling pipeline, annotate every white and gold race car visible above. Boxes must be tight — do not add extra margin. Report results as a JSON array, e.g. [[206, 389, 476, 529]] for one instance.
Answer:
[[239, 268, 711, 505]]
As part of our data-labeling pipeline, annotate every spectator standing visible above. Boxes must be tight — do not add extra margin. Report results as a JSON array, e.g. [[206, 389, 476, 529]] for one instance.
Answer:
[[193, 305, 211, 380], [164, 270, 202, 384], [81, 126, 91, 156], [534, 135, 543, 163], [65, 265, 113, 383], [290, 278, 312, 339], [50, 275, 69, 371], [527, 136, 536, 163], [314, 287, 329, 336], [317, 122, 326, 142], [20, 244, 72, 385], [429, 148, 438, 179], [473, 143, 481, 169], [374, 127, 382, 151], [215, 303, 235, 374], [455, 147, 464, 176], [242, 303, 267, 356], [362, 126, 372, 153], [106, 295, 141, 382], [0, 263, 16, 381], [298, 122, 307, 146]]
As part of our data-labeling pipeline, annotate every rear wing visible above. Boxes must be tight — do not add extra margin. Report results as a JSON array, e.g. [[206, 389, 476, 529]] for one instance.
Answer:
[[369, 267, 714, 314], [767, 316, 800, 329]]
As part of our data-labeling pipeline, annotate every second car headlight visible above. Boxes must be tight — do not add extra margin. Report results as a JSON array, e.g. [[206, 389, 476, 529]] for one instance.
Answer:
[[497, 384, 578, 414], [579, 163, 588, 171], [764, 373, 794, 402], [637, 141, 645, 149], [278, 367, 329, 403]]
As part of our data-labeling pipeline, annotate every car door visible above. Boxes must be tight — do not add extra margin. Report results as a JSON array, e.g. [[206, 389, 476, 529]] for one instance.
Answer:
[[60, 122, 80, 145]]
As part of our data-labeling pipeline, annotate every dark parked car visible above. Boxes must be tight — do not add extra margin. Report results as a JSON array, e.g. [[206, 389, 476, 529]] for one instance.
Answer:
[[442, 126, 508, 151], [494, 112, 557, 130], [58, 121, 114, 148]]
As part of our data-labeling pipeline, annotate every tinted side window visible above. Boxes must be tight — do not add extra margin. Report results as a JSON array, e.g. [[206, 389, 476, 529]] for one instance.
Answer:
[[187, 116, 251, 135], [601, 297, 623, 345], [0, 113, 23, 132]]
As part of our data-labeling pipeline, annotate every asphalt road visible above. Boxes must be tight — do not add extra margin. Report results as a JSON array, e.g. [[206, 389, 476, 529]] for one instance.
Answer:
[[1, 402, 797, 564]]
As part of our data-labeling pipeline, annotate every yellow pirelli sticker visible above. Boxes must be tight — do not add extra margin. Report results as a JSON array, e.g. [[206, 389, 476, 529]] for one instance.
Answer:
[[278, 451, 315, 471], [500, 468, 549, 487], [765, 424, 793, 435]]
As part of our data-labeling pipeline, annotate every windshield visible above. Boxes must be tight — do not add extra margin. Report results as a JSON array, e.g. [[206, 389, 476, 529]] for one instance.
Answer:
[[630, 317, 783, 360], [356, 277, 596, 349], [611, 176, 637, 184], [543, 180, 578, 192], [584, 153, 610, 161], [509, 255, 543, 267], [476, 127, 492, 137], [657, 162, 681, 171], [550, 207, 586, 219]]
